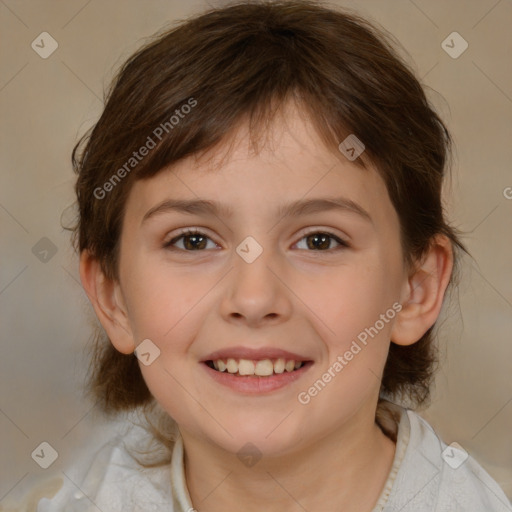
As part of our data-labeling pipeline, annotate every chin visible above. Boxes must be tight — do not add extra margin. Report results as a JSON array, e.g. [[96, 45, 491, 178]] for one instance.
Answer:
[[212, 418, 309, 459]]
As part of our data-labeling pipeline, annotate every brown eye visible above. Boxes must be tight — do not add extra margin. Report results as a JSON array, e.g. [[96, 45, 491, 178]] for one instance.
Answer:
[[163, 229, 349, 253], [164, 229, 215, 251], [295, 232, 349, 251]]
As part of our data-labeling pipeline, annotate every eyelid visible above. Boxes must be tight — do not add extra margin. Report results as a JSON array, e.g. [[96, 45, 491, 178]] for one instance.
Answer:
[[297, 227, 350, 246], [163, 227, 218, 247], [293, 229, 350, 252], [163, 226, 350, 251]]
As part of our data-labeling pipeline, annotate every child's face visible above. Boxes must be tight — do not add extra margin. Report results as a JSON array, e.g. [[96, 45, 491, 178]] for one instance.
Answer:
[[115, 103, 408, 456]]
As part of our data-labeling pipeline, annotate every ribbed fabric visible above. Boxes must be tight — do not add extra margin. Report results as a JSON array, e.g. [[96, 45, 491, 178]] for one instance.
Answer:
[[371, 402, 410, 511]]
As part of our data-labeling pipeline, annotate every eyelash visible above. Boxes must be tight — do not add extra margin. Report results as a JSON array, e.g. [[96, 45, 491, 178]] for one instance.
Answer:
[[163, 228, 350, 253]]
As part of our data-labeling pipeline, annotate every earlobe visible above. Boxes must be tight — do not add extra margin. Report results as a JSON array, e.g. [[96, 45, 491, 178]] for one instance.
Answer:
[[391, 235, 454, 346], [79, 251, 135, 354]]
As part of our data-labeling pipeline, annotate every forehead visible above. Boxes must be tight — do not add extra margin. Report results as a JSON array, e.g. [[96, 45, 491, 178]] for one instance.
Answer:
[[124, 103, 396, 228]]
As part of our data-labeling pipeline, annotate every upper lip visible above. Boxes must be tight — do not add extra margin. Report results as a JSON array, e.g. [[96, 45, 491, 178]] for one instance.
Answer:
[[202, 346, 312, 362]]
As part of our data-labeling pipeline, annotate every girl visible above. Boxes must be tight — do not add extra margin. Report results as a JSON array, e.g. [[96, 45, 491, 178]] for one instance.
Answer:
[[34, 1, 512, 510]]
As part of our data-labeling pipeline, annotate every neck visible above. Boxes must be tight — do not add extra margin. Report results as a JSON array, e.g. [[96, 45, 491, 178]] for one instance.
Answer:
[[181, 403, 397, 512]]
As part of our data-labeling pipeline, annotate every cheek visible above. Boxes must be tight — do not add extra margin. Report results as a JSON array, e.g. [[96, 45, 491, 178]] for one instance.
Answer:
[[312, 262, 397, 342], [122, 259, 211, 341], [138, 363, 198, 432]]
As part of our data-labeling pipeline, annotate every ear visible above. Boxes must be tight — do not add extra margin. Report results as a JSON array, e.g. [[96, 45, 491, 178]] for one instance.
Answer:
[[391, 235, 454, 346], [79, 251, 135, 354]]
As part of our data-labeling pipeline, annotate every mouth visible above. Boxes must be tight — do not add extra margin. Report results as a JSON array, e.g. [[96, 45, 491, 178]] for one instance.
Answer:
[[201, 348, 313, 394], [205, 357, 311, 377]]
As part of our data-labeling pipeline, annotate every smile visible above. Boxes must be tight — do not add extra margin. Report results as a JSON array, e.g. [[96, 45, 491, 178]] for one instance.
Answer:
[[206, 358, 305, 376], [202, 357, 313, 394]]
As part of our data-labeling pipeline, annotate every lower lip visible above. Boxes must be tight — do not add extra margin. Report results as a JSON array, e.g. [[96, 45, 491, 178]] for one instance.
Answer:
[[202, 362, 313, 394]]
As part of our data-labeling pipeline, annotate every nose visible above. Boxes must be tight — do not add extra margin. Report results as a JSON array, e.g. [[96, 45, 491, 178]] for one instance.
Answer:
[[220, 245, 293, 328]]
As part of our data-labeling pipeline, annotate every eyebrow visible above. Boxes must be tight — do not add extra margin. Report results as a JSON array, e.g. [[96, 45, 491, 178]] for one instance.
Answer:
[[141, 196, 373, 225]]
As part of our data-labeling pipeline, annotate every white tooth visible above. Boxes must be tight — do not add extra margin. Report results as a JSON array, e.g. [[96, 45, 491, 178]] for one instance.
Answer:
[[226, 358, 238, 374], [217, 360, 226, 372], [285, 360, 295, 372], [294, 361, 302, 370], [213, 360, 219, 370], [255, 359, 274, 376], [273, 358, 285, 374], [238, 359, 256, 375]]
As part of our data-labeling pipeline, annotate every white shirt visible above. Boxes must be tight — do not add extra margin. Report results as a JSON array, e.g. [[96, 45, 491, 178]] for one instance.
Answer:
[[34, 403, 512, 512]]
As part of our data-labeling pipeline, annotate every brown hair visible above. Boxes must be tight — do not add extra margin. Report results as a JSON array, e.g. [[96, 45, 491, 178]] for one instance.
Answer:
[[70, 0, 466, 463]]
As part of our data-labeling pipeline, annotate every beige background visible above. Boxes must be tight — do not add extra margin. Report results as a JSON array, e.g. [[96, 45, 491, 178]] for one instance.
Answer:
[[1, 0, 511, 508]]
